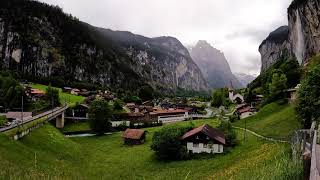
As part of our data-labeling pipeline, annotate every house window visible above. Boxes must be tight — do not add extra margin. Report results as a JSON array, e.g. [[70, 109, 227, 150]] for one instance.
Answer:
[[218, 145, 221, 152], [193, 143, 199, 148], [203, 144, 208, 148], [196, 136, 199, 139]]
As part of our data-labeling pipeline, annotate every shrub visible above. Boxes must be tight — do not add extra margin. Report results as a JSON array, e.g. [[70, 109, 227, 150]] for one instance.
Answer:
[[229, 114, 239, 123], [218, 121, 237, 147], [46, 85, 60, 107], [151, 124, 194, 160], [296, 64, 320, 128]]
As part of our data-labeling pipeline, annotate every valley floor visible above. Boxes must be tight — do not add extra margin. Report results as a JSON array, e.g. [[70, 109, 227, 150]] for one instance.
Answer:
[[0, 117, 302, 179]]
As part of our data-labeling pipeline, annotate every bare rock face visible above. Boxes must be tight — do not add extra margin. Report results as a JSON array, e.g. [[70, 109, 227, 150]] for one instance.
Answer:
[[259, 0, 320, 73], [97, 29, 208, 92], [259, 26, 292, 72], [288, 0, 320, 64], [188, 40, 243, 89]]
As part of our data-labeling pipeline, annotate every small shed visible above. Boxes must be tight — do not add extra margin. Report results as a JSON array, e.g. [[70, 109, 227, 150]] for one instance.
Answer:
[[122, 129, 146, 145]]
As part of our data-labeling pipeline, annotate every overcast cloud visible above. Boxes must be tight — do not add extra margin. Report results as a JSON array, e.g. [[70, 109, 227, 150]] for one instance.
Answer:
[[39, 0, 293, 75]]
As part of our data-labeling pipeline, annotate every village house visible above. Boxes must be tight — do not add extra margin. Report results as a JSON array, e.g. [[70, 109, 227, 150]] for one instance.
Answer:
[[71, 88, 81, 95], [181, 124, 225, 154], [151, 108, 189, 123], [71, 104, 89, 118], [25, 88, 46, 101], [229, 88, 244, 104], [235, 104, 255, 119], [285, 84, 301, 102], [62, 87, 72, 93], [122, 128, 146, 145]]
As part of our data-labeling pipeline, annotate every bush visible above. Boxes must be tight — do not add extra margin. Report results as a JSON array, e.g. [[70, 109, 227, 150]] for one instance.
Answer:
[[218, 121, 237, 147], [229, 114, 239, 123], [0, 116, 7, 126], [151, 124, 194, 160], [113, 99, 123, 110], [46, 85, 60, 107], [296, 64, 320, 128]]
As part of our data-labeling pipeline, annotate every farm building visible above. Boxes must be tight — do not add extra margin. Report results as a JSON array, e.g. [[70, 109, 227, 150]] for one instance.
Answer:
[[122, 129, 146, 145], [181, 124, 225, 154]]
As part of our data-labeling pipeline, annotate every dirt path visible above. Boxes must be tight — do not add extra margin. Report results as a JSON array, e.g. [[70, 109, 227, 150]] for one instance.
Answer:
[[232, 126, 288, 143]]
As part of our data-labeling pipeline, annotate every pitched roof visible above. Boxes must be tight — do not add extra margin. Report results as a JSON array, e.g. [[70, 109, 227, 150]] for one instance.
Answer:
[[122, 129, 145, 140], [153, 109, 188, 115], [31, 89, 45, 94], [181, 124, 226, 145], [238, 106, 252, 114]]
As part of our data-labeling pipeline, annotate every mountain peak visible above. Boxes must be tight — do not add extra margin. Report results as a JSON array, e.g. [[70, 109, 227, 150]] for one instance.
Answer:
[[189, 40, 243, 89]]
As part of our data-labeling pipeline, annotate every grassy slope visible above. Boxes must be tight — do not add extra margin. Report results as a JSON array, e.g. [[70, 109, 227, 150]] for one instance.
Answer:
[[0, 118, 302, 179], [30, 83, 85, 107], [233, 103, 301, 139]]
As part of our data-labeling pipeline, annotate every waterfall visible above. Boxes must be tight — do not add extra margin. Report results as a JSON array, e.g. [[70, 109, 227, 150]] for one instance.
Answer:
[[294, 10, 305, 65]]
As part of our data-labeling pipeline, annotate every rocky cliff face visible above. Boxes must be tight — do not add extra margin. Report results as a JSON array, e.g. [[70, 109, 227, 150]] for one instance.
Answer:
[[259, 26, 292, 72], [259, 0, 320, 72], [188, 40, 243, 89], [288, 0, 320, 64], [0, 0, 207, 93]]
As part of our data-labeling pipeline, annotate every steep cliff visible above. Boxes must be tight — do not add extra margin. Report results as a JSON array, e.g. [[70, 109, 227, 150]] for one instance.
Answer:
[[259, 26, 292, 72], [0, 0, 207, 93], [188, 40, 243, 89], [97, 29, 208, 92], [259, 0, 320, 72], [288, 0, 320, 64]]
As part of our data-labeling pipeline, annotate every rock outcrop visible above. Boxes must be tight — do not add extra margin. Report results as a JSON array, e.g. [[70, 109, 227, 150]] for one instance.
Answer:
[[259, 0, 320, 72], [188, 40, 243, 89], [259, 26, 292, 72], [288, 0, 320, 64], [0, 0, 208, 93]]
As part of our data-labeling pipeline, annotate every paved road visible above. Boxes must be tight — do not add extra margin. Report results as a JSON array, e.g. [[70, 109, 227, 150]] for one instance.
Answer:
[[0, 106, 68, 132]]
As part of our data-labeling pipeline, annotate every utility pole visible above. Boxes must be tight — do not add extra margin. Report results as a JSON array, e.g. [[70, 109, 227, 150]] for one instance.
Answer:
[[21, 95, 24, 126], [244, 118, 247, 141]]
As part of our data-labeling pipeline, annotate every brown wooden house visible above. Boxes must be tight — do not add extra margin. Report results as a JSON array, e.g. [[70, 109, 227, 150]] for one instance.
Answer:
[[122, 129, 146, 145], [181, 124, 225, 154]]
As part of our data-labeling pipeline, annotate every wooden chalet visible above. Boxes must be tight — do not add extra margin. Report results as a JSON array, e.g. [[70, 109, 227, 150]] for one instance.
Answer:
[[181, 124, 225, 154], [122, 128, 146, 145], [181, 124, 226, 154]]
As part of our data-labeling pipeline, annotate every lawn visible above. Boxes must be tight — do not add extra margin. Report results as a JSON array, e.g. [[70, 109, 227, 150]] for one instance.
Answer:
[[63, 121, 91, 132], [233, 102, 302, 139], [30, 83, 85, 107], [0, 118, 302, 179]]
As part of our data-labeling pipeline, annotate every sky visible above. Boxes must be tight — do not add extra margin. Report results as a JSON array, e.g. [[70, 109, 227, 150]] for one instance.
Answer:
[[39, 0, 293, 75]]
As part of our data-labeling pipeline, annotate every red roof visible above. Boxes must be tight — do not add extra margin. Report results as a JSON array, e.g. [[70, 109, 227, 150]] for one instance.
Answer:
[[31, 89, 45, 94], [122, 129, 145, 140], [153, 109, 188, 115], [238, 106, 251, 114], [181, 124, 226, 145]]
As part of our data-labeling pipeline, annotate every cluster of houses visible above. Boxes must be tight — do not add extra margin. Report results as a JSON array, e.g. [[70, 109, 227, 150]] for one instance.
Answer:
[[122, 124, 226, 154]]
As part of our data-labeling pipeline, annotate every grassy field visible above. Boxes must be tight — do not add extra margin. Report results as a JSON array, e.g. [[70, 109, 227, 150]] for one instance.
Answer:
[[63, 121, 91, 132], [0, 118, 302, 179], [233, 103, 301, 139], [30, 83, 85, 107]]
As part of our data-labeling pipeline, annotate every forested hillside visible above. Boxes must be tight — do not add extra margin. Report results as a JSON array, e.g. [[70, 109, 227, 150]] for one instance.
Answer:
[[0, 0, 207, 95]]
